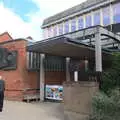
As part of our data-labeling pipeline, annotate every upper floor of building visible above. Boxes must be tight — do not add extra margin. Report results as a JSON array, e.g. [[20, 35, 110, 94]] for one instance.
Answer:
[[42, 0, 120, 39]]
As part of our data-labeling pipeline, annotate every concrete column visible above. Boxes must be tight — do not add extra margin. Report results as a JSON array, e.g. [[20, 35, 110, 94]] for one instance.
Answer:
[[76, 16, 79, 31], [83, 15, 86, 28], [85, 60, 88, 72], [95, 31, 102, 72], [100, 8, 103, 26], [110, 3, 113, 25], [91, 11, 94, 26], [74, 71, 78, 82], [63, 21, 65, 34], [40, 54, 45, 101], [69, 19, 72, 33], [56, 24, 59, 36], [66, 57, 70, 82]]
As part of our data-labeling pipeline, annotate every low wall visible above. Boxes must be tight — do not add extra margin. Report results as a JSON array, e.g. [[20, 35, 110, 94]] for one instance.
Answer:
[[63, 81, 99, 120]]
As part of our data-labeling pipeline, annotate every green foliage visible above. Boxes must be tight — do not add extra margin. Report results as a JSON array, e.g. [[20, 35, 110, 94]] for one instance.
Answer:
[[101, 52, 120, 93], [90, 53, 120, 120], [90, 89, 120, 120]]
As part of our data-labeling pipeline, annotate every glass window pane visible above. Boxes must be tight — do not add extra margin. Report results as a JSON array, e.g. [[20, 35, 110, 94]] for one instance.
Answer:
[[48, 27, 52, 38], [86, 14, 92, 28], [78, 16, 84, 30], [103, 7, 110, 26], [113, 3, 120, 24], [53, 25, 57, 36], [93, 10, 100, 26], [64, 21, 69, 34], [43, 28, 48, 39], [58, 23, 63, 35], [71, 19, 76, 32]]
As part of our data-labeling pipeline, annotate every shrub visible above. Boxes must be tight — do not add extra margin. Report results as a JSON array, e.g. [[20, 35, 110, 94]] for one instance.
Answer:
[[101, 52, 120, 94], [90, 89, 120, 120]]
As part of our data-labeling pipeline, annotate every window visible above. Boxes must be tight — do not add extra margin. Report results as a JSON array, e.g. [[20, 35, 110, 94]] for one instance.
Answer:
[[43, 28, 48, 39], [78, 16, 84, 30], [85, 14, 92, 28], [102, 7, 110, 26], [53, 25, 57, 36], [27, 52, 40, 70], [93, 10, 100, 26], [58, 23, 63, 35], [64, 21, 69, 33], [71, 19, 76, 32], [48, 26, 53, 38], [113, 3, 120, 24]]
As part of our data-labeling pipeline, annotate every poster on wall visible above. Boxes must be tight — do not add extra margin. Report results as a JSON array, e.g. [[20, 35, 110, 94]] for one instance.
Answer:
[[45, 85, 63, 100]]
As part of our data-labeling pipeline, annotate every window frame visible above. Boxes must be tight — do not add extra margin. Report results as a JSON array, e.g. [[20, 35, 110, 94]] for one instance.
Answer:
[[85, 13, 92, 28]]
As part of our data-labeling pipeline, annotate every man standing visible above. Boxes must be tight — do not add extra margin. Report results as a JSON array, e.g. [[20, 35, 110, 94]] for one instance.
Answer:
[[0, 76, 5, 112]]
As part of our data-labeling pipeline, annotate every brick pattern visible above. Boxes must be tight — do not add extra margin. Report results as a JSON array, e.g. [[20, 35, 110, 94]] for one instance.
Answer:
[[0, 36, 66, 101], [0, 32, 12, 43], [0, 40, 38, 101]]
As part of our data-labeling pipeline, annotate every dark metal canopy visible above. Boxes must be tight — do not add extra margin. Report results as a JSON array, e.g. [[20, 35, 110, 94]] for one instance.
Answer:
[[27, 36, 111, 60]]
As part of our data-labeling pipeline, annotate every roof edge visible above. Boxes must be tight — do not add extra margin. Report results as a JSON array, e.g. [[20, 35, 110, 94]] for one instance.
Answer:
[[42, 0, 116, 28], [0, 38, 27, 45]]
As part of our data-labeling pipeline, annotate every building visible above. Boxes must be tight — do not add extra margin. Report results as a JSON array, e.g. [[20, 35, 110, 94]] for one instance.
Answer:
[[42, 0, 120, 38], [27, 0, 120, 102], [0, 32, 13, 43], [0, 32, 38, 101], [1, 0, 120, 102]]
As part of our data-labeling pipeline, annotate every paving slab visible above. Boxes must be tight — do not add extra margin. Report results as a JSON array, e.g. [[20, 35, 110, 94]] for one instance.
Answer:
[[0, 101, 63, 120]]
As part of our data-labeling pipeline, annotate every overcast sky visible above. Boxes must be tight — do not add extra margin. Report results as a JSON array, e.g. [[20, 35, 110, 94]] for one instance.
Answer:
[[0, 0, 86, 41]]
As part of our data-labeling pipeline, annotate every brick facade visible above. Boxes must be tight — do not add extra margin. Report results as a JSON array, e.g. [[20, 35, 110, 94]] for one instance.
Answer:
[[0, 32, 66, 101], [0, 40, 38, 101], [0, 32, 12, 43]]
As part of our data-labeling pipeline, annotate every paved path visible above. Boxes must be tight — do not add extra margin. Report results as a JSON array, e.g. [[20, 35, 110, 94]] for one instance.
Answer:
[[0, 101, 63, 120]]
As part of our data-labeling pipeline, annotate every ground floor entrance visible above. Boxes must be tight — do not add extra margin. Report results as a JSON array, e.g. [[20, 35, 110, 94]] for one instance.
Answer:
[[27, 26, 120, 102]]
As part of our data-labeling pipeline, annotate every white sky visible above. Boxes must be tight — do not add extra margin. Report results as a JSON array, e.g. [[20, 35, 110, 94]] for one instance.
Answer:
[[0, 0, 86, 41]]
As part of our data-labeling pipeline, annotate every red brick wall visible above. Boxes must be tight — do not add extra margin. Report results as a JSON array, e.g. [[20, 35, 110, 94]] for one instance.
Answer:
[[0, 32, 12, 43], [0, 39, 66, 101], [0, 40, 38, 101]]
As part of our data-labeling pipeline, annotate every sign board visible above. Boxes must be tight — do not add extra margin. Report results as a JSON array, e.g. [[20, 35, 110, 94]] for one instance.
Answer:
[[45, 85, 63, 100]]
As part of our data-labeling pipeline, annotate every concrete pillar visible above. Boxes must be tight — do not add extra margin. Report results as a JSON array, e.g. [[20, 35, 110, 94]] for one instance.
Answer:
[[110, 3, 113, 25], [95, 31, 102, 88], [74, 71, 78, 82], [66, 57, 70, 82], [95, 32, 102, 72], [76, 16, 79, 31], [85, 60, 88, 72], [91, 11, 94, 26], [100, 8, 103, 26], [69, 19, 72, 33], [40, 54, 45, 101]]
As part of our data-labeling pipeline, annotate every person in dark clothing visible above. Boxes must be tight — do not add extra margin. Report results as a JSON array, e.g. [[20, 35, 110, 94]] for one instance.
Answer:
[[0, 77, 5, 112]]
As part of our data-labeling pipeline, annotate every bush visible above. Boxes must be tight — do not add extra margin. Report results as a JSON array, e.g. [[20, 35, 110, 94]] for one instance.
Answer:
[[90, 53, 120, 120], [90, 89, 120, 120], [101, 52, 120, 94]]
